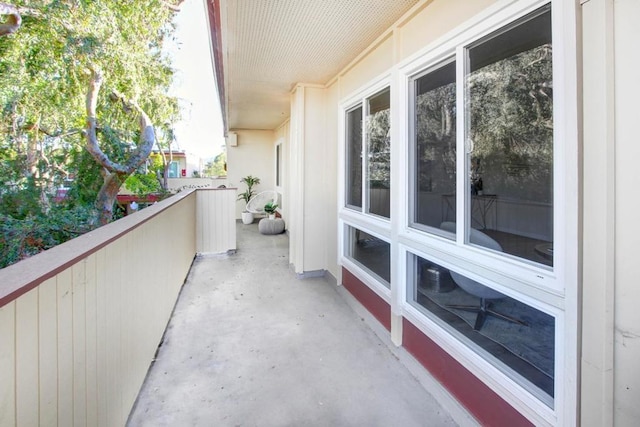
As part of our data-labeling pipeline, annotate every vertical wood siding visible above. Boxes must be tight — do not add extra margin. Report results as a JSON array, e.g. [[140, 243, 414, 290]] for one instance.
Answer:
[[196, 188, 237, 253], [0, 189, 233, 427]]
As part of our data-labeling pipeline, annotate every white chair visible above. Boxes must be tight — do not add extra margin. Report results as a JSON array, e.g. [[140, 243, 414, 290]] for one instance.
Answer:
[[440, 222, 527, 330]]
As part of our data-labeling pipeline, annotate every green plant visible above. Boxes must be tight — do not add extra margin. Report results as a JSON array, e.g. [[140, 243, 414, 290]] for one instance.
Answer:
[[237, 189, 253, 205], [237, 175, 260, 206], [264, 202, 278, 214]]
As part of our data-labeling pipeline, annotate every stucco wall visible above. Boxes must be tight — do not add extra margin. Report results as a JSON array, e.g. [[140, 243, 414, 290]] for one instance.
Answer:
[[227, 129, 275, 218]]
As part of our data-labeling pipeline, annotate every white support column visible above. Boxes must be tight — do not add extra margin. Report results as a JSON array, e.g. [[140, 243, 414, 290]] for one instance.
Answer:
[[389, 30, 404, 346], [611, 0, 640, 425], [289, 86, 306, 274], [581, 1, 615, 425]]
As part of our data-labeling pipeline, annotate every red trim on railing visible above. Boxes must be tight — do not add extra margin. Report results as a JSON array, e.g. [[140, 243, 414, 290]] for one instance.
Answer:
[[116, 194, 160, 203], [342, 267, 391, 331], [0, 190, 201, 308], [204, 0, 228, 134], [402, 318, 533, 426]]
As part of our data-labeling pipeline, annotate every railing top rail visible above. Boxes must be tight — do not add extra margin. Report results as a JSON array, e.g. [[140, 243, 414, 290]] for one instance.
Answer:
[[0, 189, 206, 308]]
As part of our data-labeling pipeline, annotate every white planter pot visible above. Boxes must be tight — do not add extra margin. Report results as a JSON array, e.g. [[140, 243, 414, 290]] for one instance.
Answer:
[[268, 213, 276, 220], [241, 211, 254, 224]]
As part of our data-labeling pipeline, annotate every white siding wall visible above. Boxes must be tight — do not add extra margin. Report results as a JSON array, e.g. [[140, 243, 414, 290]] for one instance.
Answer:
[[611, 0, 640, 424], [0, 189, 235, 426], [196, 188, 237, 253], [582, 0, 640, 425]]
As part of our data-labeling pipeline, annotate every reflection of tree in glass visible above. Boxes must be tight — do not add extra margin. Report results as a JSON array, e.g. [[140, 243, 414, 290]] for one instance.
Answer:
[[366, 108, 390, 187], [415, 82, 456, 193], [468, 44, 553, 203]]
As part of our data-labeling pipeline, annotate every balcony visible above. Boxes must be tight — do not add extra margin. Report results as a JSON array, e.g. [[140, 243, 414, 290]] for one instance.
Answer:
[[0, 189, 466, 426]]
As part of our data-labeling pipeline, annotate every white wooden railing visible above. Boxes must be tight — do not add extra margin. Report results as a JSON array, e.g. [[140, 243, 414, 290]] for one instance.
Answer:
[[0, 188, 236, 427]]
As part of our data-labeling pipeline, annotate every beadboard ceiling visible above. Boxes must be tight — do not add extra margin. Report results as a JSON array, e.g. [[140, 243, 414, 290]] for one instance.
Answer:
[[217, 0, 420, 130]]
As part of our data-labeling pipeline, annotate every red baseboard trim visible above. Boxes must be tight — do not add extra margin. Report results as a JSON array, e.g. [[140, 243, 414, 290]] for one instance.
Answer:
[[342, 267, 391, 331], [403, 318, 533, 426]]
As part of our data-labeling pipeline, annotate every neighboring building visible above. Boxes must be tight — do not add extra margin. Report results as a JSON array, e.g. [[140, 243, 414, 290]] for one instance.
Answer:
[[205, 0, 639, 425]]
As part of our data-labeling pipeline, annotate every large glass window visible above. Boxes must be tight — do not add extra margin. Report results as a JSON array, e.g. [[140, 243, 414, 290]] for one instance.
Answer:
[[346, 106, 363, 209], [407, 251, 555, 407], [345, 226, 390, 287], [465, 6, 553, 266], [409, 6, 553, 268], [345, 87, 391, 218], [366, 88, 391, 218], [412, 61, 457, 233]]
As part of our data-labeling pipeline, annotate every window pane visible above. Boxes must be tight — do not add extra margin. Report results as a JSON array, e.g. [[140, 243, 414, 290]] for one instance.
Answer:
[[366, 88, 391, 218], [168, 161, 179, 178], [408, 252, 555, 406], [346, 106, 363, 209], [466, 6, 553, 266], [346, 226, 390, 287], [412, 61, 456, 233]]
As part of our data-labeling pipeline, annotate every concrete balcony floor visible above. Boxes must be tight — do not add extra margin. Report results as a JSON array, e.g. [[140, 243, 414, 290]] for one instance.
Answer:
[[128, 222, 467, 426]]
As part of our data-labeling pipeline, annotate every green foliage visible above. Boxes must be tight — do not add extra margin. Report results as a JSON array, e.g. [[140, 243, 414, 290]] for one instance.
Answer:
[[203, 150, 226, 177], [0, 205, 97, 269], [415, 44, 553, 202], [0, 1, 183, 267], [365, 92, 391, 186], [264, 202, 278, 214], [237, 189, 253, 205], [468, 44, 553, 202], [124, 170, 164, 197], [237, 175, 260, 204], [240, 175, 260, 189]]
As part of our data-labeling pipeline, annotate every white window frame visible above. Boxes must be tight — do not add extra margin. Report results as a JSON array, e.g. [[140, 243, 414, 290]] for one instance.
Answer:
[[275, 138, 283, 191], [339, 219, 392, 302], [340, 75, 393, 221]]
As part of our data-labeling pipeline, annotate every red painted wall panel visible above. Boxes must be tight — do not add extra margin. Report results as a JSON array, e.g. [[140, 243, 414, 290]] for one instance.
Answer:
[[403, 318, 533, 427], [342, 267, 391, 331]]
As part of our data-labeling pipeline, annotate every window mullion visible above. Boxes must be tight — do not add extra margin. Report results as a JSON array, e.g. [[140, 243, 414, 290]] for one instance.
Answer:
[[361, 97, 368, 214], [455, 45, 466, 246]]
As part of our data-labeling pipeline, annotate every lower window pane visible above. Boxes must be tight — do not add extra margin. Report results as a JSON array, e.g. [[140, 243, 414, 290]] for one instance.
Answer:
[[346, 226, 390, 287], [408, 252, 554, 406]]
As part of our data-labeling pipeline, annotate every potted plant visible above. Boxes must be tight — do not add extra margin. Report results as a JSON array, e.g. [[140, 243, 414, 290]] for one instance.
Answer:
[[264, 201, 278, 220], [237, 175, 260, 224]]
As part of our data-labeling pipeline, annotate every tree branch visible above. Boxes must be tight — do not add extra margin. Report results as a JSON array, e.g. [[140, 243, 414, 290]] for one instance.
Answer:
[[85, 69, 129, 174], [163, 0, 186, 12], [0, 2, 21, 36], [109, 90, 156, 172], [85, 69, 156, 176]]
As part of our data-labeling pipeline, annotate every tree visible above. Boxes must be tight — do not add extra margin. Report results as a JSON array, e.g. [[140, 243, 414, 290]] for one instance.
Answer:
[[0, 0, 180, 212], [0, 2, 20, 36], [204, 150, 226, 177], [0, 1, 183, 265]]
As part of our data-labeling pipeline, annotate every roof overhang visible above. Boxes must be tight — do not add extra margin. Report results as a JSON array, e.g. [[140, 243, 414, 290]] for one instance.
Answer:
[[205, 0, 421, 132]]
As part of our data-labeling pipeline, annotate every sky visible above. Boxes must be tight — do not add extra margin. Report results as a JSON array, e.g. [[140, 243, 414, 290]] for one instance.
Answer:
[[167, 0, 225, 160]]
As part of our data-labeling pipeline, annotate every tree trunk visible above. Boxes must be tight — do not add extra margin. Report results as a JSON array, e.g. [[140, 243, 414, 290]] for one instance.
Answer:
[[95, 172, 126, 225], [0, 3, 21, 36]]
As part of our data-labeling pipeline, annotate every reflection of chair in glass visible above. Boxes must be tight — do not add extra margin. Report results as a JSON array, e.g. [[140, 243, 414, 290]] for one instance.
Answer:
[[440, 222, 527, 331]]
